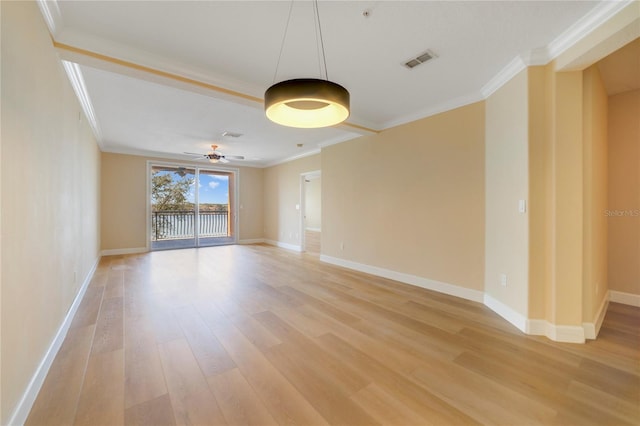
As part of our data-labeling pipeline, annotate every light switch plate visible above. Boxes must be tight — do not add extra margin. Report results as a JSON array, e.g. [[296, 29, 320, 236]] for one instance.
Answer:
[[518, 199, 526, 213]]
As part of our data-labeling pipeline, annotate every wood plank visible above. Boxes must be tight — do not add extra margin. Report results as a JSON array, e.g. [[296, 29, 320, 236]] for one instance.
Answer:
[[263, 342, 378, 425], [104, 269, 125, 299], [174, 304, 236, 377], [317, 332, 481, 425], [254, 310, 370, 394], [298, 303, 425, 375], [211, 313, 329, 425], [350, 383, 427, 426], [124, 394, 176, 426], [74, 349, 125, 426], [277, 286, 361, 325], [124, 316, 168, 409], [207, 368, 278, 426], [453, 351, 631, 425], [157, 339, 227, 426], [566, 380, 640, 425], [412, 362, 557, 424], [70, 286, 104, 329], [91, 296, 124, 355], [198, 299, 282, 350], [25, 325, 95, 426]]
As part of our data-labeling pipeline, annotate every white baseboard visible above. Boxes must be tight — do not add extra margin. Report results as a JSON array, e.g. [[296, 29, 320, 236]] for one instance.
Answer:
[[265, 239, 302, 252], [238, 238, 266, 245], [526, 319, 549, 336], [320, 254, 484, 303], [305, 227, 321, 232], [526, 319, 586, 343], [315, 255, 588, 344], [609, 290, 640, 307], [101, 247, 147, 256], [548, 325, 586, 344], [483, 294, 527, 333], [8, 256, 101, 426], [583, 294, 609, 339]]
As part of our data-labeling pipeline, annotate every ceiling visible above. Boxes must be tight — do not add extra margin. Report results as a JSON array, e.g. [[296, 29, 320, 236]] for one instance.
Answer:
[[38, 0, 624, 167]]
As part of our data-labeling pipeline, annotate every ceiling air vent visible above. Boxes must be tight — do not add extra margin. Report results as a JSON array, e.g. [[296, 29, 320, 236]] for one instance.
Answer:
[[222, 131, 243, 138], [404, 50, 437, 69]]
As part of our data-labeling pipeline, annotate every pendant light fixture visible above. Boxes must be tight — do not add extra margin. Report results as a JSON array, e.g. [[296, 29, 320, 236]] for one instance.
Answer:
[[265, 0, 349, 128]]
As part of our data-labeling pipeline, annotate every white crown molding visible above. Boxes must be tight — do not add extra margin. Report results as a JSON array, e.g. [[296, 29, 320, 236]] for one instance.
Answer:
[[520, 47, 550, 67], [7, 256, 100, 426], [61, 61, 103, 148], [481, 56, 527, 99], [320, 254, 484, 303], [264, 148, 321, 168], [36, 0, 63, 36], [317, 133, 361, 149], [481, 0, 635, 99], [381, 91, 486, 130], [546, 0, 636, 60], [609, 290, 640, 307]]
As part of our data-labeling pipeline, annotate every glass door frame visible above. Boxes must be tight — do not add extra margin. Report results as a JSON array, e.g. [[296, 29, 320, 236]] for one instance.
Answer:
[[146, 160, 239, 250]]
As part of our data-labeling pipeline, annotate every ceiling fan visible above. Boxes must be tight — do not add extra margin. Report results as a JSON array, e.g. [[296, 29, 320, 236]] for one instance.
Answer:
[[184, 144, 245, 164]]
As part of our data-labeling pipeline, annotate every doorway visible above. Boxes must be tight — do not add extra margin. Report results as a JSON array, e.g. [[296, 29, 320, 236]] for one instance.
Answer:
[[149, 163, 236, 250], [301, 171, 321, 255]]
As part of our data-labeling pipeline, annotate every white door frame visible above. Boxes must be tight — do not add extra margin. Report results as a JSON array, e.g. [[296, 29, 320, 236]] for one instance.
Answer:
[[299, 170, 321, 253]]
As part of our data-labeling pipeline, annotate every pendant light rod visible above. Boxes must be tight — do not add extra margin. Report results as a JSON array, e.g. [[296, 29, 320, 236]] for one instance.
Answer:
[[314, 0, 329, 81], [272, 0, 295, 84]]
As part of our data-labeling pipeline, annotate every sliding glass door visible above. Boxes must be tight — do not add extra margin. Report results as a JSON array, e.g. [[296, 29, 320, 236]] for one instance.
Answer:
[[197, 169, 234, 246], [150, 164, 236, 250]]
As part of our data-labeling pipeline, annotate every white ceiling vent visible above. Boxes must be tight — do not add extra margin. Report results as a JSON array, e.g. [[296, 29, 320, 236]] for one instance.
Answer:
[[404, 50, 437, 69], [222, 131, 243, 138]]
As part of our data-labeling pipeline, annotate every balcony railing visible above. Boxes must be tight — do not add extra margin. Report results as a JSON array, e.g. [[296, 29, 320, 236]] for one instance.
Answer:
[[152, 210, 228, 240]]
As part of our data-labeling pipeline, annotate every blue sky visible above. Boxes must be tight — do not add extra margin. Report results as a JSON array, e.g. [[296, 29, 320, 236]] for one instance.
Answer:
[[198, 173, 229, 204], [154, 169, 228, 205]]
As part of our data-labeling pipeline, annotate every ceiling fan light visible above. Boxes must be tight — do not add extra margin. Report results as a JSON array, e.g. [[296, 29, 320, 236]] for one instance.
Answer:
[[265, 79, 349, 128], [209, 157, 219, 164]]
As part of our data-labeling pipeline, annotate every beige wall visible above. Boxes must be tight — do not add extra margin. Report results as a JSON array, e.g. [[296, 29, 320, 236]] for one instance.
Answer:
[[101, 153, 264, 251], [305, 177, 321, 230], [527, 62, 611, 333], [101, 153, 148, 250], [1, 2, 101, 423], [322, 103, 485, 290], [485, 68, 530, 316], [582, 65, 609, 320], [238, 166, 265, 241], [527, 66, 552, 320], [549, 69, 586, 326], [608, 89, 640, 295], [263, 155, 320, 247]]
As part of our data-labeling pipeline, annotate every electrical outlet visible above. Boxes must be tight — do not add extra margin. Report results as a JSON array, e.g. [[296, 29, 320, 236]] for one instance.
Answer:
[[500, 273, 507, 287]]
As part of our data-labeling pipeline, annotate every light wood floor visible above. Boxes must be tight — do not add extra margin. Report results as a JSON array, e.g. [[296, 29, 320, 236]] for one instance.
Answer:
[[26, 244, 639, 426], [304, 230, 321, 255]]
